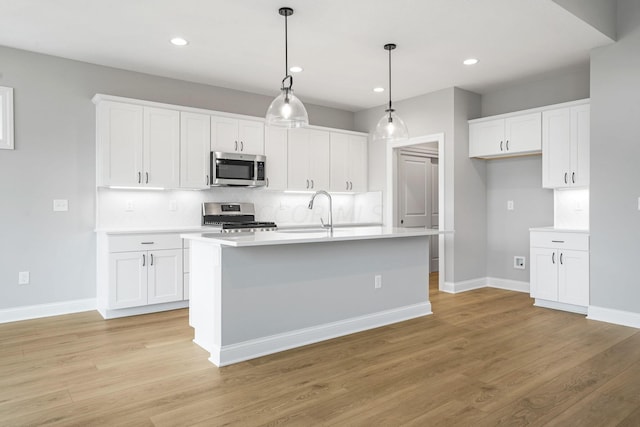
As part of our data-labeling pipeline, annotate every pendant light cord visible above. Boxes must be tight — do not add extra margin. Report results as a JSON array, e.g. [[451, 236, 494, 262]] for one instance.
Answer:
[[284, 12, 288, 78], [388, 46, 392, 112]]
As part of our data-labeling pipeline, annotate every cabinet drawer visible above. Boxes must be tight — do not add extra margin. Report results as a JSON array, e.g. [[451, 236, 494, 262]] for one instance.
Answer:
[[530, 231, 589, 251], [109, 233, 183, 253]]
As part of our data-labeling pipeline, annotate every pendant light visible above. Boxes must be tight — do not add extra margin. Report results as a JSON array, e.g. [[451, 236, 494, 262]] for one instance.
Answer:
[[373, 43, 409, 141], [265, 7, 309, 128]]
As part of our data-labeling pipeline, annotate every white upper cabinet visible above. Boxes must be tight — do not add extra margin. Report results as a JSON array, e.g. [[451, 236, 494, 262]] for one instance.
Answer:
[[330, 132, 368, 192], [97, 101, 179, 188], [143, 107, 180, 188], [264, 127, 288, 190], [542, 104, 590, 189], [288, 128, 330, 191], [469, 112, 541, 158], [180, 112, 211, 189], [97, 101, 144, 187], [211, 116, 264, 155]]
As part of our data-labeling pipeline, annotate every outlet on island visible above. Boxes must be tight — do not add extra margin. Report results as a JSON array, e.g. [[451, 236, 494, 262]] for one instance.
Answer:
[[374, 275, 382, 289]]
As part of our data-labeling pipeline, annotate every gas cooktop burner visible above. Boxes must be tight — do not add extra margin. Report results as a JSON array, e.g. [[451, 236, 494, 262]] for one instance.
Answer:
[[202, 202, 277, 233]]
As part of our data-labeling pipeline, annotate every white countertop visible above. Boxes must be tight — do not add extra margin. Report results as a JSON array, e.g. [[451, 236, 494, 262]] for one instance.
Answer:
[[181, 226, 446, 247], [530, 226, 589, 234], [95, 223, 383, 235]]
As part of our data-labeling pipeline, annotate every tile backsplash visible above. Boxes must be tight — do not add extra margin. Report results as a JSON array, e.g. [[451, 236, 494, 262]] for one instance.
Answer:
[[96, 187, 382, 229]]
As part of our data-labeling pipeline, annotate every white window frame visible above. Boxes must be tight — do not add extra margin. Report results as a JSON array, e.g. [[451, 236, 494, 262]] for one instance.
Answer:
[[0, 86, 14, 150]]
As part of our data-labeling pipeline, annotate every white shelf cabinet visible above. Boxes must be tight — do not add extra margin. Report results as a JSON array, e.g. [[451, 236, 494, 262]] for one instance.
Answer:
[[102, 233, 185, 313], [211, 116, 264, 155], [96, 101, 180, 188], [330, 132, 368, 192], [530, 230, 589, 313], [287, 128, 330, 191], [180, 112, 211, 189], [264, 127, 288, 190], [469, 112, 541, 158], [542, 104, 590, 189]]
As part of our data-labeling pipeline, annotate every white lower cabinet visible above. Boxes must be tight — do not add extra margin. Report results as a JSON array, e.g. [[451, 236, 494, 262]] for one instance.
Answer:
[[530, 230, 589, 313], [99, 233, 187, 317]]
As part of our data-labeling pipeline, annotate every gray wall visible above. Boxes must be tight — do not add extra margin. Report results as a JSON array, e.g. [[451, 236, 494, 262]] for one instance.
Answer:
[[0, 45, 355, 310], [481, 64, 590, 117], [486, 157, 554, 281], [590, 0, 640, 313], [354, 87, 484, 284], [480, 66, 590, 283]]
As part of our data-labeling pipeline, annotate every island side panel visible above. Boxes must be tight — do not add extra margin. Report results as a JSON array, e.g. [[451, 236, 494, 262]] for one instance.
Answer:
[[189, 240, 223, 363], [219, 235, 430, 345]]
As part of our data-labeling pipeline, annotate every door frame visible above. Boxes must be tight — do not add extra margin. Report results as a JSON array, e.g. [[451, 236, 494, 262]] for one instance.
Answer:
[[385, 133, 445, 290]]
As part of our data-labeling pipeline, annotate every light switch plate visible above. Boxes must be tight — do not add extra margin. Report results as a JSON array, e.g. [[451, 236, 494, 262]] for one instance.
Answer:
[[53, 199, 68, 211], [18, 271, 29, 285], [507, 200, 514, 211], [125, 201, 135, 212]]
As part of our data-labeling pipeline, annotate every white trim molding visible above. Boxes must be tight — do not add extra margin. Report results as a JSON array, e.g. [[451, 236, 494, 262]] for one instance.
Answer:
[[98, 300, 189, 319], [534, 298, 587, 315], [588, 306, 640, 329], [210, 302, 432, 367], [441, 277, 529, 294], [0, 298, 96, 324], [0, 86, 14, 150]]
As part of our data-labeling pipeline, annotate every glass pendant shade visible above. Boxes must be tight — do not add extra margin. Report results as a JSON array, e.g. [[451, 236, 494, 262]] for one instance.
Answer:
[[373, 110, 409, 142], [266, 87, 309, 128]]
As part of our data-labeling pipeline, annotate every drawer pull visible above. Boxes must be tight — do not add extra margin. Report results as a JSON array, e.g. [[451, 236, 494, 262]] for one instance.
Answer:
[[141, 241, 155, 245], [551, 240, 565, 243], [552, 252, 555, 264]]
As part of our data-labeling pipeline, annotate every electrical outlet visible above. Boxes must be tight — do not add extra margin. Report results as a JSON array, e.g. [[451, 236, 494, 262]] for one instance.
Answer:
[[169, 200, 177, 211], [374, 275, 382, 289], [514, 256, 526, 270], [637, 197, 640, 211], [507, 200, 514, 211], [125, 201, 135, 212], [18, 271, 30, 285], [53, 199, 68, 212]]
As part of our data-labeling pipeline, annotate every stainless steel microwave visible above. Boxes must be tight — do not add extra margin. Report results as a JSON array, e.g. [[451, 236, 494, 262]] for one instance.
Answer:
[[210, 152, 266, 187]]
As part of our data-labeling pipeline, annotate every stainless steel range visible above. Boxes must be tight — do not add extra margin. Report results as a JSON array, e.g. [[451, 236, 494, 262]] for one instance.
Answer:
[[202, 202, 277, 233]]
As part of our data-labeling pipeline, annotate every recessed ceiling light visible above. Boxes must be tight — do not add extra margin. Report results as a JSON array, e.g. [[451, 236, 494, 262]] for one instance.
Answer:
[[373, 87, 385, 93], [463, 58, 479, 65], [289, 66, 303, 73], [170, 37, 189, 46]]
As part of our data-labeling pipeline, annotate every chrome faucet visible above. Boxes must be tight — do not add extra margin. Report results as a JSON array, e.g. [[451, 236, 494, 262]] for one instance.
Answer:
[[308, 190, 333, 233]]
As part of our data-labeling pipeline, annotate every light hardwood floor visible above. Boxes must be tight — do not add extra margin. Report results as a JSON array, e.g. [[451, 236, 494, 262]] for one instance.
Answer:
[[2, 273, 640, 426]]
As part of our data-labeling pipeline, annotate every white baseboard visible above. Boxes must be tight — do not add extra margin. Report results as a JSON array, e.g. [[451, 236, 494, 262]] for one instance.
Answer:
[[441, 278, 486, 294], [98, 300, 189, 319], [534, 298, 587, 315], [441, 277, 529, 294], [212, 302, 432, 367], [487, 277, 530, 293], [588, 305, 640, 329], [0, 298, 96, 324]]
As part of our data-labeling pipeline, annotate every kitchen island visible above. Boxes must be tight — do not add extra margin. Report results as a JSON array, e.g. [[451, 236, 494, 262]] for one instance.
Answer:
[[182, 226, 441, 366]]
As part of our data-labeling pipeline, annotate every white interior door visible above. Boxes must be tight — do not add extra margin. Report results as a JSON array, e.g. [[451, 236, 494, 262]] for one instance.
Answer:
[[397, 152, 431, 228]]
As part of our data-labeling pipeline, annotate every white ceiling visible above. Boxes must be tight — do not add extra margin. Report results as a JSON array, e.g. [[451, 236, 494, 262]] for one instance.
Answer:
[[0, 0, 613, 112]]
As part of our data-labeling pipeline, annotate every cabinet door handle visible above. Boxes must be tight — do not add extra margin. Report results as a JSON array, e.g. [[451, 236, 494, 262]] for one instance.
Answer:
[[560, 253, 563, 265], [350, 181, 353, 190], [146, 172, 149, 184], [235, 140, 238, 151], [506, 140, 509, 151], [266, 177, 269, 187], [142, 254, 146, 267], [206, 175, 209, 186], [306, 179, 309, 189], [240, 141, 244, 151], [500, 141, 503, 151], [564, 172, 568, 184], [150, 253, 154, 266], [311, 179, 314, 189], [346, 181, 349, 190], [138, 172, 142, 184], [572, 172, 575, 184], [552, 252, 555, 264]]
